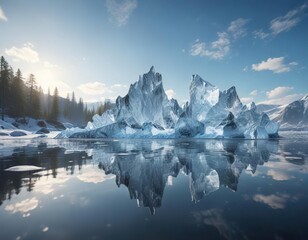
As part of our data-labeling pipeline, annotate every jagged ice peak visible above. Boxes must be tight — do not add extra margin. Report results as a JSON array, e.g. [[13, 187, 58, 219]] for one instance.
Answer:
[[57, 66, 280, 139]]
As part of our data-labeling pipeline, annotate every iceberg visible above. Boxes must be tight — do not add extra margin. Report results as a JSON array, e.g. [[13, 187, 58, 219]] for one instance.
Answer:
[[57, 67, 280, 139]]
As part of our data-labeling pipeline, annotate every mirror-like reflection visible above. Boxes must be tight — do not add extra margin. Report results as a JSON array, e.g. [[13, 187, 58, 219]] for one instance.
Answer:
[[95, 140, 279, 213], [1, 139, 279, 212], [0, 136, 307, 240]]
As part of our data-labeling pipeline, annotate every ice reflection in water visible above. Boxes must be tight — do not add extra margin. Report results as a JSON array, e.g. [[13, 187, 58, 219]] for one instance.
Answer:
[[0, 137, 307, 240], [90, 139, 280, 213], [0, 139, 287, 213]]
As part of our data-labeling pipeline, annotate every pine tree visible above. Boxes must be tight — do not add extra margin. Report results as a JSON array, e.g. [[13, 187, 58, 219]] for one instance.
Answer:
[[84, 105, 88, 122], [46, 88, 51, 119], [64, 93, 70, 118], [76, 98, 85, 125], [0, 56, 10, 120], [78, 98, 84, 112], [10, 69, 25, 117], [25, 74, 35, 116], [25, 74, 41, 118], [32, 87, 41, 119], [86, 106, 95, 122], [70, 91, 77, 121], [50, 87, 59, 121], [71, 91, 76, 105], [97, 103, 105, 115]]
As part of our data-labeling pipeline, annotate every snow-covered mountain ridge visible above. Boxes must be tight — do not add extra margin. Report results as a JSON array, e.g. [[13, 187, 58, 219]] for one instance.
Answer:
[[57, 67, 280, 139], [265, 94, 308, 130]]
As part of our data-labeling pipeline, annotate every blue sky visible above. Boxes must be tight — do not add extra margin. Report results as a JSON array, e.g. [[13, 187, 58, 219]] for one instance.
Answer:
[[0, 0, 307, 105]]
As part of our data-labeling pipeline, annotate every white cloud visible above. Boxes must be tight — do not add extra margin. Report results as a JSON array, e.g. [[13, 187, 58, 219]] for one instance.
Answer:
[[78, 82, 128, 96], [210, 32, 230, 58], [270, 18, 299, 35], [165, 89, 175, 100], [270, 3, 308, 35], [267, 169, 293, 181], [34, 169, 70, 195], [76, 166, 114, 184], [252, 57, 296, 73], [111, 83, 127, 89], [289, 61, 298, 66], [190, 18, 248, 60], [264, 154, 308, 174], [227, 18, 249, 39], [253, 29, 269, 39], [253, 194, 289, 209], [240, 97, 253, 104], [250, 90, 258, 96], [78, 82, 109, 95], [263, 154, 308, 184], [254, 3, 308, 39], [192, 209, 247, 240], [0, 6, 8, 21], [258, 93, 304, 105], [106, 0, 137, 26], [5, 197, 39, 216], [5, 43, 39, 63], [78, 81, 128, 101], [190, 40, 206, 56], [44, 61, 58, 69], [190, 33, 230, 60], [266, 86, 293, 99], [255, 85, 303, 106], [241, 90, 258, 104]]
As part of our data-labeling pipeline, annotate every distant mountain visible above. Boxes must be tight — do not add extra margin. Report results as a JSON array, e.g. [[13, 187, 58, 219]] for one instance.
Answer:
[[272, 95, 308, 130], [256, 104, 281, 114], [256, 95, 308, 130]]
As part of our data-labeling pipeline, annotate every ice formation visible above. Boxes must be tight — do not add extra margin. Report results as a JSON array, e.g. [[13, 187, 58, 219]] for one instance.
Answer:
[[57, 67, 280, 139], [5, 165, 44, 172]]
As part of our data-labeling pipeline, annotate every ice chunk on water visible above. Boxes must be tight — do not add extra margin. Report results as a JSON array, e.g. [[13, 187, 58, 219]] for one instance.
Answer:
[[10, 131, 27, 137], [5, 165, 44, 172]]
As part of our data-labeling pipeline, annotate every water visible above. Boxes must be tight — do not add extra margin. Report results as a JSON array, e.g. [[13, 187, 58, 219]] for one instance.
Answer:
[[0, 134, 307, 240]]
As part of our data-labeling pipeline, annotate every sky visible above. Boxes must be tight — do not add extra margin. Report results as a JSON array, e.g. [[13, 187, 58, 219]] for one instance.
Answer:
[[0, 0, 307, 105]]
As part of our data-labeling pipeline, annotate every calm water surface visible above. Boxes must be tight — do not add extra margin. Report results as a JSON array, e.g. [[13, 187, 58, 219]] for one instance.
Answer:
[[0, 133, 307, 240]]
